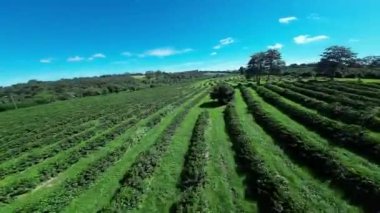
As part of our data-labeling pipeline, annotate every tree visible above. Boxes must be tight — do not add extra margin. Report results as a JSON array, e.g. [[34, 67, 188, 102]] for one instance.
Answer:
[[319, 45, 357, 80], [247, 52, 266, 84], [238, 66, 246, 76], [264, 49, 282, 81], [210, 83, 234, 105]]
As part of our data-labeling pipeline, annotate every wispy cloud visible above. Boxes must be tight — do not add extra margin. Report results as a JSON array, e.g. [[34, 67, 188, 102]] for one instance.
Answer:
[[121, 51, 132, 57], [40, 58, 53, 63], [294, 35, 329, 44], [210, 52, 217, 56], [141, 47, 193, 57], [279, 16, 297, 24], [267, 43, 283, 49], [88, 53, 106, 61], [213, 37, 235, 49], [67, 56, 84, 62]]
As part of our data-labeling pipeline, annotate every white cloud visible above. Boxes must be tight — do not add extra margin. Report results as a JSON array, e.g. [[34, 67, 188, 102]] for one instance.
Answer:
[[142, 47, 193, 57], [67, 56, 84, 62], [349, 38, 360, 43], [121, 51, 132, 57], [210, 52, 217, 56], [213, 37, 235, 49], [40, 58, 53, 63], [267, 43, 283, 49], [88, 53, 106, 61], [279, 16, 297, 24], [294, 35, 329, 44]]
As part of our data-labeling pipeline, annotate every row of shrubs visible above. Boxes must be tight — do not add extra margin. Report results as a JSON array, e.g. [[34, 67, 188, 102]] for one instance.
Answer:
[[0, 107, 136, 165], [173, 111, 209, 212], [102, 91, 208, 212], [328, 81, 379, 97], [0, 105, 145, 179], [240, 86, 380, 211], [318, 82, 380, 98], [11, 89, 206, 211], [0, 104, 128, 152], [252, 84, 380, 165], [295, 82, 380, 106], [0, 89, 201, 204], [335, 81, 380, 92], [224, 102, 301, 212], [277, 82, 368, 109], [265, 84, 380, 131]]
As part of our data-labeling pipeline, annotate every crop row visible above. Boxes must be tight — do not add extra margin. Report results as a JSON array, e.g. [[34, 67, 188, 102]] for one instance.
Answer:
[[0, 83, 194, 144], [224, 102, 300, 212], [0, 106, 135, 164], [337, 81, 380, 91], [0, 107, 143, 179], [0, 88, 205, 204], [240, 86, 380, 211], [172, 111, 209, 212], [251, 84, 380, 165], [14, 103, 177, 212], [276, 82, 368, 109], [0, 106, 129, 152], [294, 82, 380, 106], [265, 84, 380, 131], [101, 91, 208, 212], [323, 81, 380, 98]]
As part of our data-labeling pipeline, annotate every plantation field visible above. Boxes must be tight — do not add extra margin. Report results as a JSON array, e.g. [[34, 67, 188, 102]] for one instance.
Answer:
[[0, 78, 380, 212]]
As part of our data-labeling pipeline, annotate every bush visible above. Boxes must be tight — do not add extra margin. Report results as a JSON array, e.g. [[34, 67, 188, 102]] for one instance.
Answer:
[[210, 83, 234, 104]]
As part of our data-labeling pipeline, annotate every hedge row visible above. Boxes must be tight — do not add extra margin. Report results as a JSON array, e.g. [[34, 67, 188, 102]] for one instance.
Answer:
[[320, 82, 380, 98], [0, 106, 136, 166], [102, 91, 208, 212], [15, 116, 164, 212], [251, 84, 380, 165], [276, 82, 368, 109], [0, 89, 200, 204], [173, 111, 209, 213], [336, 81, 380, 92], [223, 102, 301, 212], [265, 84, 380, 131], [295, 82, 380, 106], [240, 86, 380, 211], [10, 89, 205, 210]]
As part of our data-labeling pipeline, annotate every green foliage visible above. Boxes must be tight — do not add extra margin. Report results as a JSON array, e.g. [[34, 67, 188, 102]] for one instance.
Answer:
[[101, 91, 208, 212], [0, 71, 210, 112], [210, 83, 234, 104], [251, 85, 380, 165], [224, 102, 301, 212], [173, 111, 209, 212], [240, 85, 380, 211]]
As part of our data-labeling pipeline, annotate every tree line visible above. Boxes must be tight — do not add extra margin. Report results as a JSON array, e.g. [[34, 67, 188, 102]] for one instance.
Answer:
[[241, 45, 380, 82]]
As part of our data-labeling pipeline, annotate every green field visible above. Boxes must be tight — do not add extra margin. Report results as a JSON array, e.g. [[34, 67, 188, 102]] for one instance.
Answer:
[[0, 78, 380, 212]]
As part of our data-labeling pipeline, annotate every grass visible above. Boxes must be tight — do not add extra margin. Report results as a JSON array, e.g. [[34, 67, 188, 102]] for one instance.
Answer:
[[246, 87, 380, 185], [203, 98, 257, 213], [234, 89, 358, 211], [131, 97, 205, 212]]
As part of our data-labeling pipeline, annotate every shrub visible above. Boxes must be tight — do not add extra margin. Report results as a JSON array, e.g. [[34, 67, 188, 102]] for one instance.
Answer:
[[210, 83, 234, 104]]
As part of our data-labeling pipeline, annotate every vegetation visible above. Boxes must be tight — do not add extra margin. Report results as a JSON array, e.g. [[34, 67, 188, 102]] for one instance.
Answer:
[[210, 83, 235, 104], [1, 68, 380, 212]]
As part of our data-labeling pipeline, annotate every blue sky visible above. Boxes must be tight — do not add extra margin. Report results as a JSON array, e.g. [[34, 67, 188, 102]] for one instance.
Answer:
[[1, 0, 380, 86]]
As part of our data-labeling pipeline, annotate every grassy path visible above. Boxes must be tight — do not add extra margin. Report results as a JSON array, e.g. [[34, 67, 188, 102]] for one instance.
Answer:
[[234, 89, 358, 211], [204, 98, 257, 213], [132, 97, 205, 212]]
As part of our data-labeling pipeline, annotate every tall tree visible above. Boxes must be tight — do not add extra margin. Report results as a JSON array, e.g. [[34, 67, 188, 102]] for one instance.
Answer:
[[264, 49, 282, 81], [247, 52, 266, 85], [319, 45, 357, 80]]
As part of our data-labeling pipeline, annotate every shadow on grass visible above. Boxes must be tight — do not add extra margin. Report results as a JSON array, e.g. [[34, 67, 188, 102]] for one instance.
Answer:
[[199, 101, 224, 108]]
